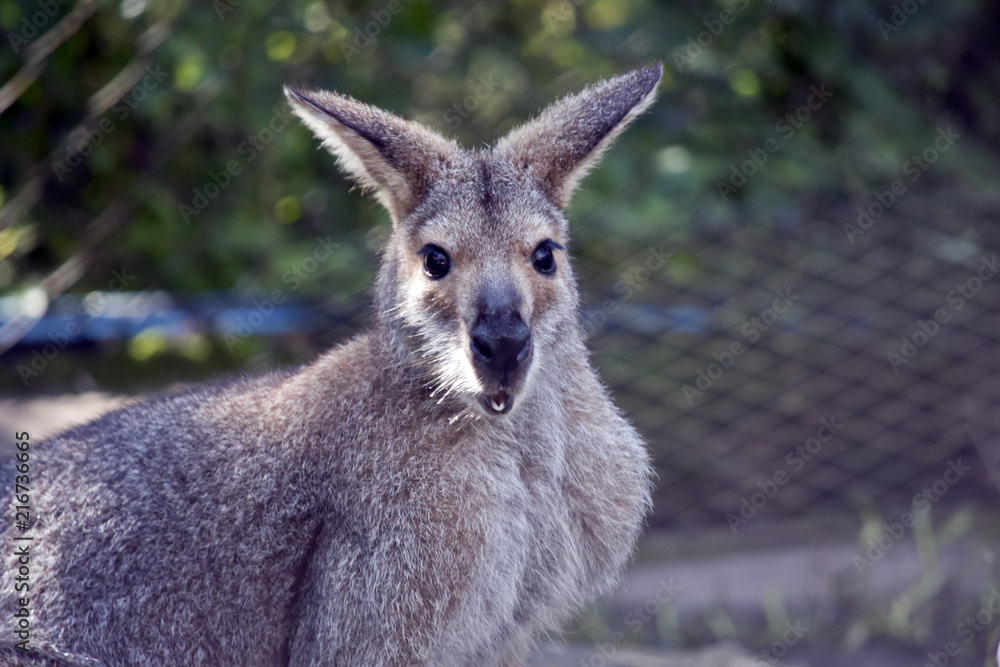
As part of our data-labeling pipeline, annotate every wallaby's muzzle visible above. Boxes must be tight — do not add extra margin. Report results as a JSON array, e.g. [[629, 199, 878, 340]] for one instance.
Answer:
[[469, 293, 532, 415]]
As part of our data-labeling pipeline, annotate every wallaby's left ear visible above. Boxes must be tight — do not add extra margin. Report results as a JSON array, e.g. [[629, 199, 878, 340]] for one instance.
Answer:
[[496, 63, 662, 210], [285, 86, 459, 224]]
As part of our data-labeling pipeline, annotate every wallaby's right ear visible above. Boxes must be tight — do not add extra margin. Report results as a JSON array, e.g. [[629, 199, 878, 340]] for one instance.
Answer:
[[285, 86, 458, 224]]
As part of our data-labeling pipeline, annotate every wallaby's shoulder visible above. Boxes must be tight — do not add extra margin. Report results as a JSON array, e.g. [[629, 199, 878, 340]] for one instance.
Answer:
[[43, 331, 380, 445], [41, 365, 292, 448]]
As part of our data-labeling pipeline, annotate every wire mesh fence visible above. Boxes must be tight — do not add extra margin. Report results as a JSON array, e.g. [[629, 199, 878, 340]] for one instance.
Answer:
[[588, 190, 1000, 532]]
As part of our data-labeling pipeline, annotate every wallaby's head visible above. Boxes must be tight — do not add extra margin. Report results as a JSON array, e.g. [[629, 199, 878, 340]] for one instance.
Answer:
[[286, 64, 661, 418]]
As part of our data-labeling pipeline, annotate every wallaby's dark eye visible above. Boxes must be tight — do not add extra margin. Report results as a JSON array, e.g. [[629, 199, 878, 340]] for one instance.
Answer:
[[419, 245, 450, 279], [532, 240, 561, 275]]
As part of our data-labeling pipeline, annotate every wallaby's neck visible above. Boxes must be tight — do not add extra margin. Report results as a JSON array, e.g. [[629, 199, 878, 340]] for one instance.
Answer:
[[371, 253, 415, 369]]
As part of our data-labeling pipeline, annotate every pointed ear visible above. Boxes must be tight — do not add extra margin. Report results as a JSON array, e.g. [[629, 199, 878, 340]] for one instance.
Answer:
[[496, 63, 662, 210], [284, 86, 459, 224]]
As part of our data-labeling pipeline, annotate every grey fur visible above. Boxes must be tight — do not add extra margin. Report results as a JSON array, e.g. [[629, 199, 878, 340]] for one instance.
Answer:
[[1, 63, 662, 666]]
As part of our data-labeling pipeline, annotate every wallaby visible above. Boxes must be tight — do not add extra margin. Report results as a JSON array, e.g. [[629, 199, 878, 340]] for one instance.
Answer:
[[1, 63, 662, 666]]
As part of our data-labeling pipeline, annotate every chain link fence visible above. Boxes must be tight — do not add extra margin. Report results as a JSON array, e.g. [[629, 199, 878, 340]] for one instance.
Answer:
[[588, 190, 1000, 532]]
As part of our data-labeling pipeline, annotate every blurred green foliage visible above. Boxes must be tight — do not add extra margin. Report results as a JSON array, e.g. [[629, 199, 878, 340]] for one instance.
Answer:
[[0, 0, 998, 388]]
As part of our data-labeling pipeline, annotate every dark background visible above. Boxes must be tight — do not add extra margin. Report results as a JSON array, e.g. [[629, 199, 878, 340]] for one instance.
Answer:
[[1, 0, 999, 663]]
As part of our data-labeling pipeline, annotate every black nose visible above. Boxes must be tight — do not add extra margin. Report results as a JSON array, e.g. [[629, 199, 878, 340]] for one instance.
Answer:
[[470, 312, 531, 377]]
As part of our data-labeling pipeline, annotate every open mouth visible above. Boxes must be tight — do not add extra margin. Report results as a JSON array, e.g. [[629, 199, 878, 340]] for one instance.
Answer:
[[480, 390, 513, 415]]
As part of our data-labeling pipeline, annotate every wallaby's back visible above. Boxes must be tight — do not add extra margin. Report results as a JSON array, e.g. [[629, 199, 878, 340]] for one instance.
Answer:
[[1, 64, 662, 666]]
